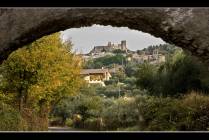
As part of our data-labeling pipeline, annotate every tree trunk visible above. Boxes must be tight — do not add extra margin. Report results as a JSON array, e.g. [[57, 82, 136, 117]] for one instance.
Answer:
[[39, 102, 50, 130], [19, 97, 23, 113]]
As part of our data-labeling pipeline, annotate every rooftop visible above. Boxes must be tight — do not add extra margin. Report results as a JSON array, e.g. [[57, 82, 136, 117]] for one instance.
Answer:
[[80, 69, 109, 75]]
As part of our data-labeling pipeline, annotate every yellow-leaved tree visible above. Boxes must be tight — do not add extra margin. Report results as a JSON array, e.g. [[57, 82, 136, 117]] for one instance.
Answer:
[[0, 32, 83, 130]]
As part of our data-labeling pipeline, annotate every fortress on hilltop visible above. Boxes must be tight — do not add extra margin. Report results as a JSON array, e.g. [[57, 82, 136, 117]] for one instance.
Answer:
[[90, 40, 127, 54]]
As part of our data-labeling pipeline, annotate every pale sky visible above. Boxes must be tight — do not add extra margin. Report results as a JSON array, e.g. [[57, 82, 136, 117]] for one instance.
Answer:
[[61, 24, 166, 54]]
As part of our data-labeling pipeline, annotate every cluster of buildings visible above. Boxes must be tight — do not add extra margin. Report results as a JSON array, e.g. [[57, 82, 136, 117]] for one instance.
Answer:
[[89, 40, 128, 55], [80, 40, 166, 86], [128, 49, 166, 64]]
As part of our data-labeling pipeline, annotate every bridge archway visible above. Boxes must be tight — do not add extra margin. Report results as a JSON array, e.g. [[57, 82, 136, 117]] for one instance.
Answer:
[[1, 8, 209, 64]]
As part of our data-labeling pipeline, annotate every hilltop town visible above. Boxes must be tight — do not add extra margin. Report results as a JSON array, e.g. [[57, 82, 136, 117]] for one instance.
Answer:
[[82, 40, 166, 65], [80, 40, 168, 87]]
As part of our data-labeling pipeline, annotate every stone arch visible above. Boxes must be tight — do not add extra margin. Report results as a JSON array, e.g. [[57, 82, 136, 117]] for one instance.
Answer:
[[1, 8, 209, 64]]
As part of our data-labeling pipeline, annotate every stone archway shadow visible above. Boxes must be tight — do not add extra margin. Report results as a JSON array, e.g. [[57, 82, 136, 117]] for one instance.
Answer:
[[1, 8, 209, 64]]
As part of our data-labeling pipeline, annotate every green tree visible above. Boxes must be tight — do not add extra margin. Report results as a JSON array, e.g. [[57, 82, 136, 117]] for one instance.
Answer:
[[0, 32, 82, 130], [112, 49, 126, 54], [51, 85, 104, 127], [135, 62, 156, 93], [124, 62, 138, 77], [136, 49, 209, 97], [84, 54, 126, 69]]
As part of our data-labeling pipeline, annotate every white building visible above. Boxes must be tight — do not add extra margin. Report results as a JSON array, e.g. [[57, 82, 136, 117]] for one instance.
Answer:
[[80, 68, 112, 86]]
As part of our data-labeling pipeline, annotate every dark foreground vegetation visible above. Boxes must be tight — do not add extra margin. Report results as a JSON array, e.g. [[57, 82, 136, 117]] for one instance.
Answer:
[[51, 91, 209, 131], [0, 33, 209, 131]]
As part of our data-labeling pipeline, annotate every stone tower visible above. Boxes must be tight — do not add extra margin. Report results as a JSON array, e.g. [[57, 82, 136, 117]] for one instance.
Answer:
[[108, 42, 111, 47], [153, 49, 159, 60], [121, 40, 127, 52]]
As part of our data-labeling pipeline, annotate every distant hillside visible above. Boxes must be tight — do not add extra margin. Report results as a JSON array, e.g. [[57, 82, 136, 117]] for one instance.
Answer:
[[138, 43, 179, 55], [84, 54, 126, 69]]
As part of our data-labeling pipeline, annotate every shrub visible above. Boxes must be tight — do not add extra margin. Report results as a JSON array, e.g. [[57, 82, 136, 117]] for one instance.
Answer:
[[102, 97, 138, 130], [21, 107, 49, 131], [123, 77, 136, 86], [49, 117, 63, 126], [65, 118, 73, 127], [136, 50, 209, 97], [0, 102, 27, 131], [135, 95, 180, 131], [136, 62, 156, 93], [84, 118, 104, 130], [178, 92, 209, 130], [135, 92, 209, 131], [104, 79, 118, 85]]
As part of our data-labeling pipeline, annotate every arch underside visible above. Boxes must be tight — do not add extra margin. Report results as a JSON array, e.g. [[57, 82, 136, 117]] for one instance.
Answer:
[[1, 8, 209, 64]]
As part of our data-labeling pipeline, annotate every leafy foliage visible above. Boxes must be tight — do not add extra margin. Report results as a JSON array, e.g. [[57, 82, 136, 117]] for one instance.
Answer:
[[136, 92, 209, 131], [84, 54, 126, 69], [101, 97, 138, 130], [0, 102, 27, 131], [50, 84, 104, 127], [124, 62, 139, 77], [0, 32, 82, 130], [136, 50, 209, 96], [136, 62, 157, 93], [112, 49, 126, 54]]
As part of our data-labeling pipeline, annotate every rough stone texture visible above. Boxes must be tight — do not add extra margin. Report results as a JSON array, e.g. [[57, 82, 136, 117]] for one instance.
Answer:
[[1, 8, 209, 64]]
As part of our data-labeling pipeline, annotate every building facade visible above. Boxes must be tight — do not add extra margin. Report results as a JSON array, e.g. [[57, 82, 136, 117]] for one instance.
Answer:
[[90, 40, 127, 55], [80, 68, 112, 86]]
